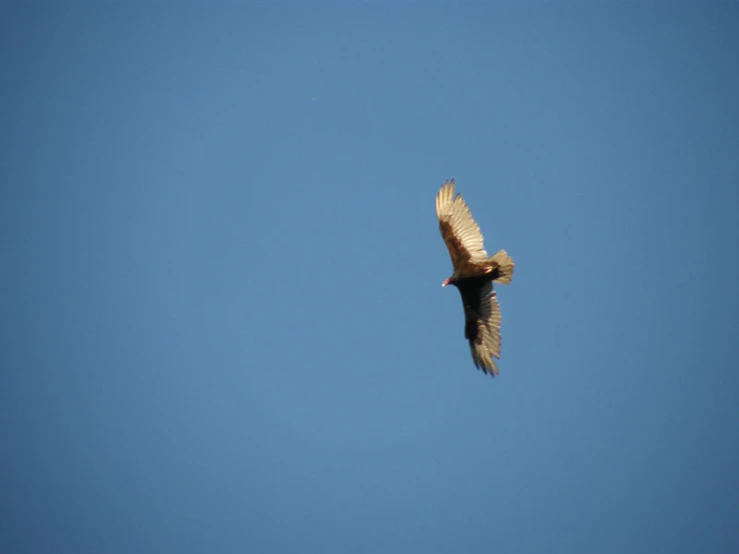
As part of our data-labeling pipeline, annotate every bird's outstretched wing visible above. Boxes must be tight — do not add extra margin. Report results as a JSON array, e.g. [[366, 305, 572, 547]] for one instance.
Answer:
[[436, 180, 488, 271], [460, 282, 502, 376]]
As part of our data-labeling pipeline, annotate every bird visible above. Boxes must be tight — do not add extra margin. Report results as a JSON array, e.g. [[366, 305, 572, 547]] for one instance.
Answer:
[[436, 179, 515, 376]]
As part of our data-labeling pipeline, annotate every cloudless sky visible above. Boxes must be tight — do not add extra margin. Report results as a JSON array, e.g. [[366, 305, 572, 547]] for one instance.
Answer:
[[3, 3, 739, 553]]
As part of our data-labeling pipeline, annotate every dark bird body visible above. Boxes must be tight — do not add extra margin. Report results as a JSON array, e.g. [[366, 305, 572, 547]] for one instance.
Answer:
[[436, 180, 514, 376]]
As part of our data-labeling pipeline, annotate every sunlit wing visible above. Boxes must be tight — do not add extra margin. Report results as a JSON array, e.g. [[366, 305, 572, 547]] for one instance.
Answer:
[[436, 180, 488, 270]]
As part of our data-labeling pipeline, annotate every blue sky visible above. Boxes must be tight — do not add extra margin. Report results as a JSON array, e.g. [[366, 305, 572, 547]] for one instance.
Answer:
[[3, 3, 739, 553]]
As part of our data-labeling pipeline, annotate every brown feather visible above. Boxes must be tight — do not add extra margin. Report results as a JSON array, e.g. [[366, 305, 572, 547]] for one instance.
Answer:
[[436, 180, 489, 275], [438, 220, 471, 274]]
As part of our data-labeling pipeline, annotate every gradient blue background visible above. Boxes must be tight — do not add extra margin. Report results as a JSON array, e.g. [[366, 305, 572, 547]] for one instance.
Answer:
[[3, 3, 739, 553]]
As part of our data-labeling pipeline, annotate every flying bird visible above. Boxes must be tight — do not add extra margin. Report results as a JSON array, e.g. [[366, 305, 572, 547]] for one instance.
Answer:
[[436, 179, 514, 376]]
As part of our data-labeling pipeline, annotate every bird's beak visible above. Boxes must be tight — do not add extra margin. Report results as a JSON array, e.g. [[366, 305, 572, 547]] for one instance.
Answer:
[[441, 278, 450, 287]]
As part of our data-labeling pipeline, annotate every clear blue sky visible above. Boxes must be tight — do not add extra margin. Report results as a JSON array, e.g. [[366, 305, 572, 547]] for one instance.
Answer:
[[3, 3, 739, 553]]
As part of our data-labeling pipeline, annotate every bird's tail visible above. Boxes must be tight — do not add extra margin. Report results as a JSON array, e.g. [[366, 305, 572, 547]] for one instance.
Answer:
[[490, 250, 514, 284]]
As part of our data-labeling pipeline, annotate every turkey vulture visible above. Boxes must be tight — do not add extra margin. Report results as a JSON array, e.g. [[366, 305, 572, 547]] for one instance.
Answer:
[[436, 180, 514, 376]]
